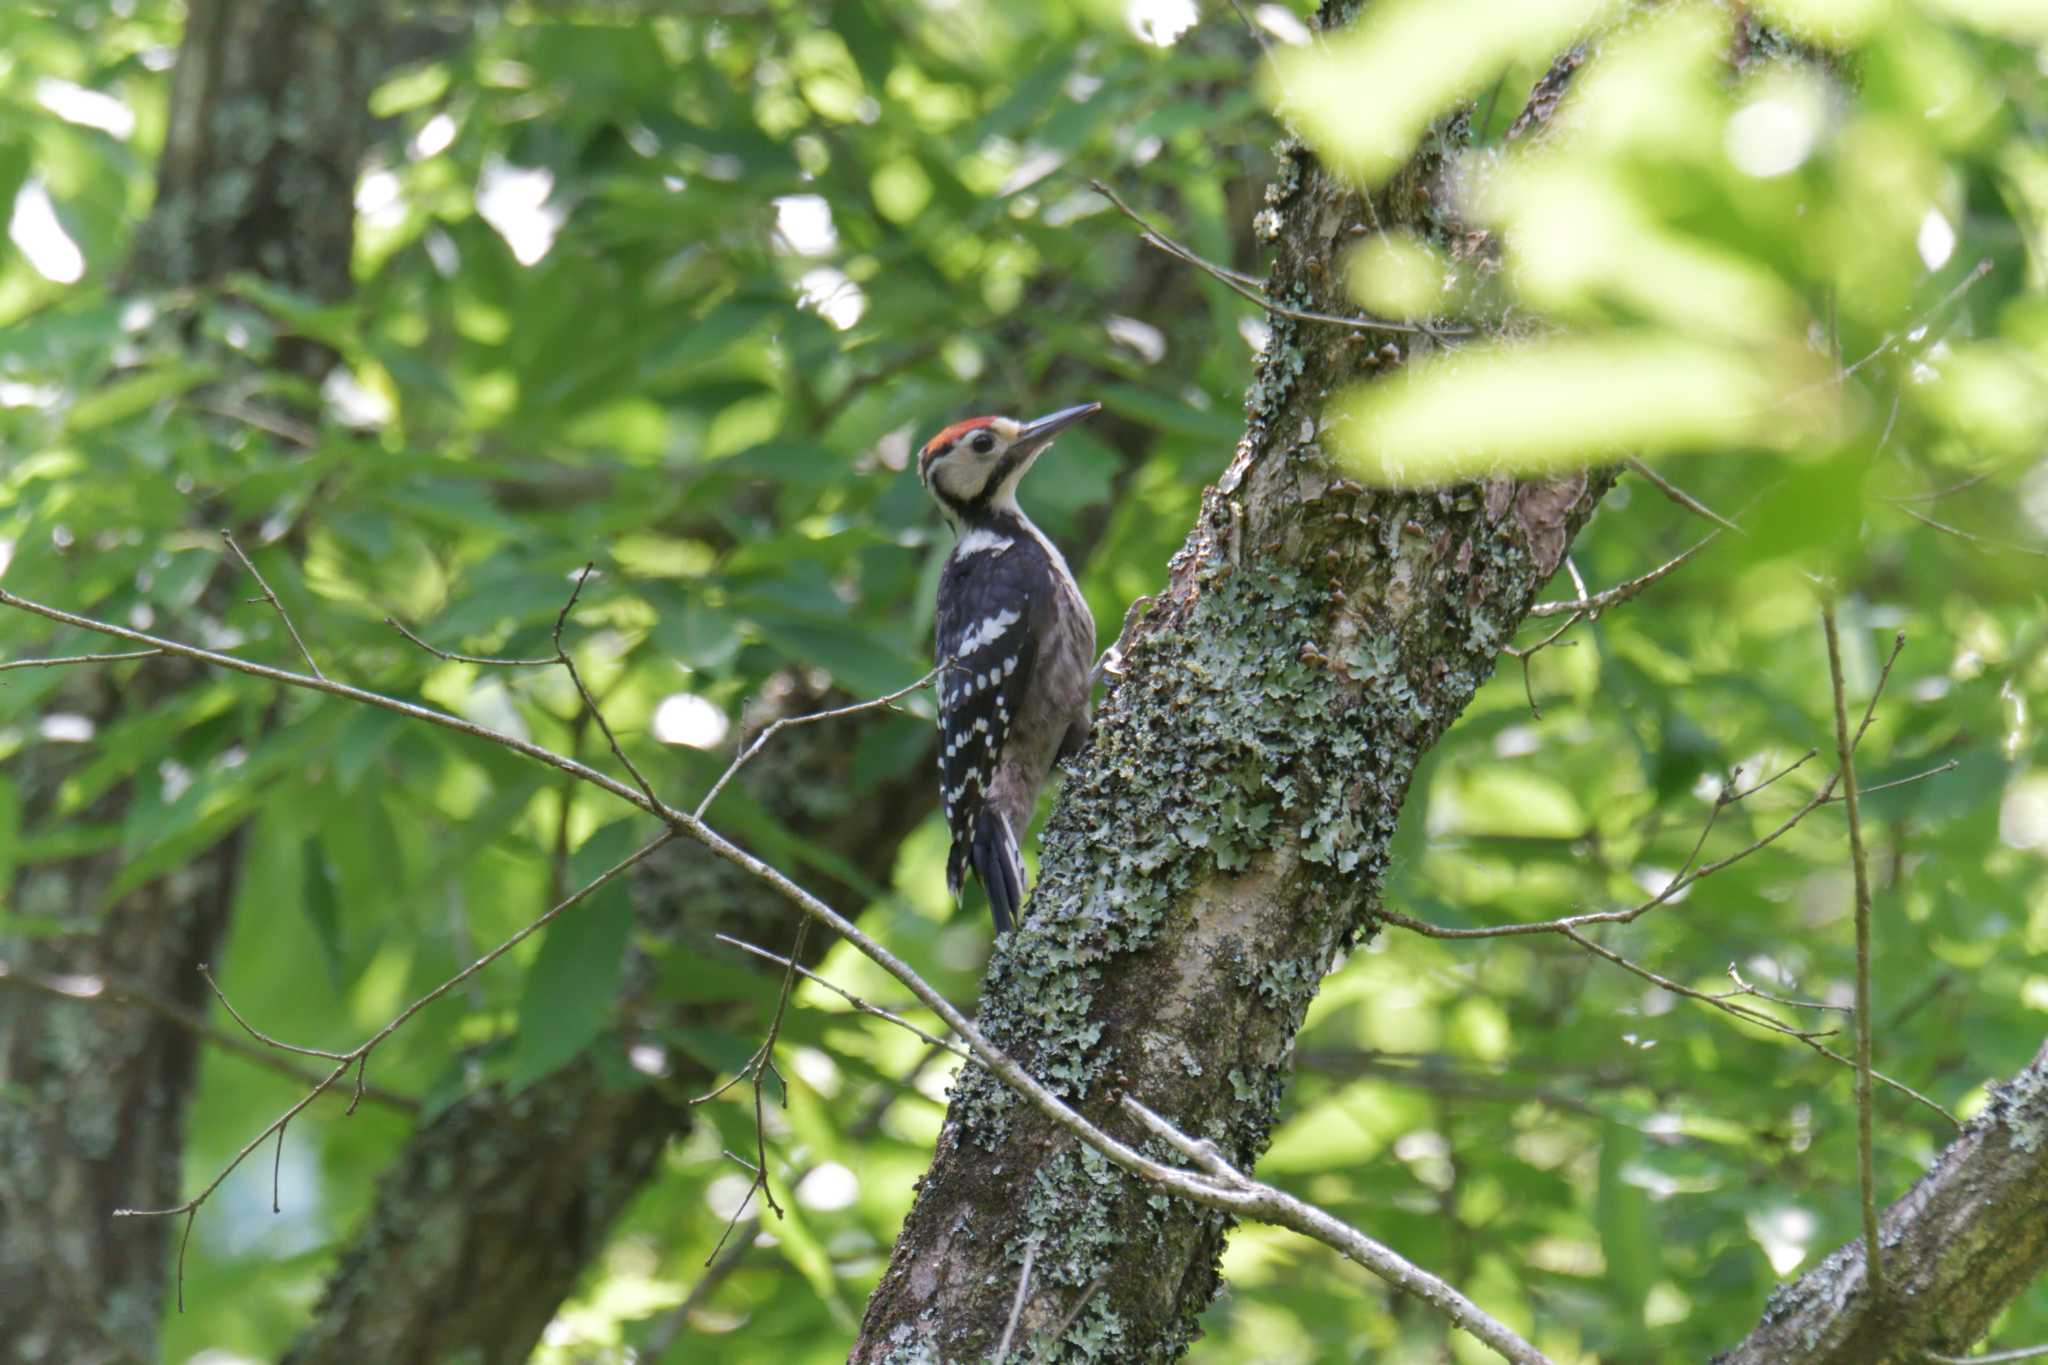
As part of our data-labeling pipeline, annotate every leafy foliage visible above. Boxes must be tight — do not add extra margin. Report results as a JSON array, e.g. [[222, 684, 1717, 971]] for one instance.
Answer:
[[1, 0, 2046, 1362]]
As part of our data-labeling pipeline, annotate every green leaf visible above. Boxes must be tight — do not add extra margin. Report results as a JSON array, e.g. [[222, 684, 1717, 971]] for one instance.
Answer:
[[62, 363, 217, 435], [501, 819, 638, 1090], [369, 61, 450, 117], [300, 838, 346, 989]]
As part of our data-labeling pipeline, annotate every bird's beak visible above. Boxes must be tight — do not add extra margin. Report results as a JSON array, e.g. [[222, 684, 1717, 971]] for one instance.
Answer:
[[1014, 401, 1102, 456]]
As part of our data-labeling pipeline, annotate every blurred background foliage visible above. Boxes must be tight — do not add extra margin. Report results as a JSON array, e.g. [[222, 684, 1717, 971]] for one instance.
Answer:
[[0, 0, 2045, 1361]]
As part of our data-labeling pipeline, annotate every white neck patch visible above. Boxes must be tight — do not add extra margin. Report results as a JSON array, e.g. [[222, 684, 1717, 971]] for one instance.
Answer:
[[954, 525, 1015, 558]]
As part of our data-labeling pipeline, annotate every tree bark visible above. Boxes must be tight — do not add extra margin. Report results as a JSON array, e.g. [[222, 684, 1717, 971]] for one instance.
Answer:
[[1715, 1035, 2048, 1365], [851, 81, 1610, 1365], [0, 5, 385, 1362]]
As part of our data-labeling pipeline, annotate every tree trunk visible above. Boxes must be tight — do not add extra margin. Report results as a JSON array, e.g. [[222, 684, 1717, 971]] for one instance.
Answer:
[[850, 77, 1610, 1365], [0, 5, 385, 1361]]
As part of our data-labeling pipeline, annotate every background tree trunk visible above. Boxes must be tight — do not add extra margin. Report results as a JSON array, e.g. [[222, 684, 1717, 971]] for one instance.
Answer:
[[850, 84, 1612, 1361], [0, 5, 386, 1360]]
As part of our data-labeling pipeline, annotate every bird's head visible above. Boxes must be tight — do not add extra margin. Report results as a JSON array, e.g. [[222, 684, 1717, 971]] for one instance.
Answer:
[[917, 401, 1100, 525]]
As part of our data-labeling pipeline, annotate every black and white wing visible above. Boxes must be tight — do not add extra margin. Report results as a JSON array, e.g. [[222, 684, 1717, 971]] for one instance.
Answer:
[[934, 546, 1045, 911]]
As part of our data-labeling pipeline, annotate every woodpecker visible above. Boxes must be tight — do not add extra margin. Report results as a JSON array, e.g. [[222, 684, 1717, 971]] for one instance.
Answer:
[[918, 401, 1101, 935]]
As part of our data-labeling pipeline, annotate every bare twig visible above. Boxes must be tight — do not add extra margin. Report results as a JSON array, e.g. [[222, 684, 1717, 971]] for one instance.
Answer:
[[385, 617, 556, 667], [714, 933, 967, 1059], [1120, 1097, 1553, 1365], [0, 589, 661, 818], [1839, 257, 1992, 381], [1826, 759, 1958, 803], [1558, 927, 1955, 1126], [1893, 505, 2048, 560], [1718, 964, 1850, 1015], [643, 1051, 944, 1354], [1090, 179, 1469, 341], [200, 398, 318, 449], [1823, 603, 1884, 1295], [696, 662, 949, 820], [691, 917, 812, 1260], [995, 1240, 1038, 1363], [0, 649, 161, 673], [1891, 472, 1988, 504], [549, 564, 668, 816], [1375, 751, 1819, 941], [0, 960, 414, 1113], [221, 530, 325, 680], [1526, 532, 1719, 618], [200, 963, 349, 1061], [1500, 614, 1579, 720], [1625, 458, 1744, 534]]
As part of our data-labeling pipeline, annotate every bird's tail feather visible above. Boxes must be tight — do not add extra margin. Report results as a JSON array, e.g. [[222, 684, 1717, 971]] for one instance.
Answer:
[[969, 810, 1025, 935]]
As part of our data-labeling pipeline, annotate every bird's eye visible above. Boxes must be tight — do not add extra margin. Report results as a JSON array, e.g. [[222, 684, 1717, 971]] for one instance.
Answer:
[[971, 431, 996, 454]]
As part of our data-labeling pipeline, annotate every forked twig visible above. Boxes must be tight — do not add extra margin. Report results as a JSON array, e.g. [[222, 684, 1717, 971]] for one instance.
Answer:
[[222, 530, 325, 680], [696, 661, 951, 820]]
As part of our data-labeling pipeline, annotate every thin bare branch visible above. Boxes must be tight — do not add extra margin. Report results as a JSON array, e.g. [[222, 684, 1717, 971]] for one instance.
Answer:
[[0, 587, 666, 820], [221, 529, 325, 680], [1839, 257, 1993, 381], [200, 963, 349, 1061], [696, 662, 949, 820], [1891, 471, 1988, 504], [199, 398, 319, 448], [549, 564, 668, 816], [995, 1240, 1037, 1363], [385, 617, 556, 667], [1824, 603, 1884, 1295], [1827, 758, 1959, 803], [0, 960, 414, 1113], [1626, 458, 1744, 534], [713, 933, 967, 1059], [1120, 1097, 1553, 1365], [0, 649, 161, 673], [1894, 504, 2048, 560], [1526, 532, 1719, 618], [1558, 927, 1954, 1126], [1719, 964, 1851, 1015], [1377, 752, 1819, 941], [1090, 179, 1469, 341]]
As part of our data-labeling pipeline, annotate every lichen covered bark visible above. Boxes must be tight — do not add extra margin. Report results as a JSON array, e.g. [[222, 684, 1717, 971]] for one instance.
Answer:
[[1715, 1036, 2048, 1365], [852, 116, 1609, 1365], [281, 1062, 678, 1365]]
